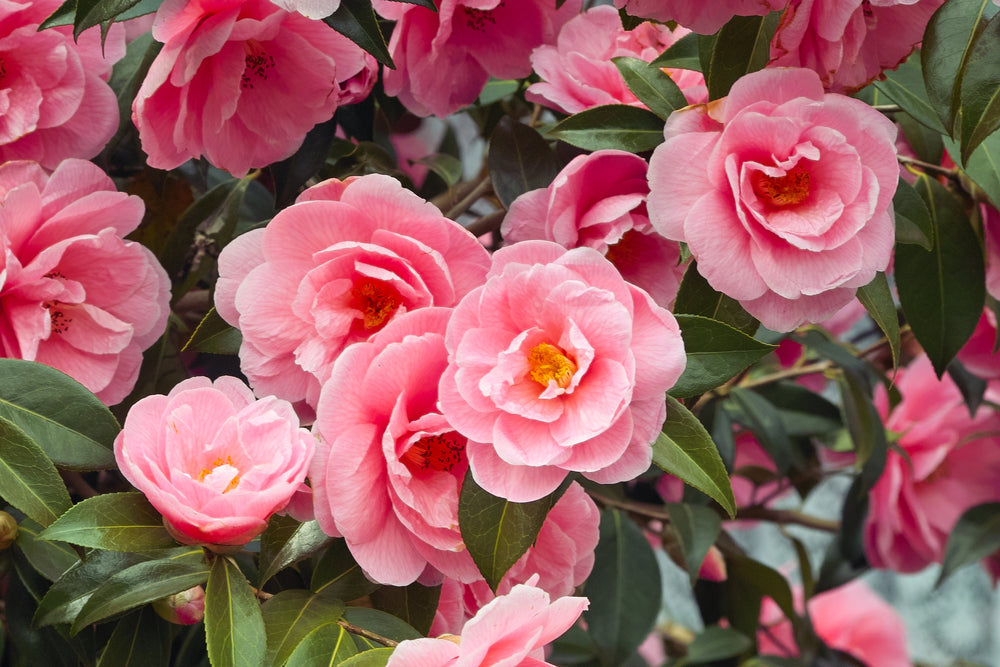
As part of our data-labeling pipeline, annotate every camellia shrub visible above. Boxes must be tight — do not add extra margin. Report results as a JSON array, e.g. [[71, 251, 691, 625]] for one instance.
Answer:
[[3, 0, 1000, 666]]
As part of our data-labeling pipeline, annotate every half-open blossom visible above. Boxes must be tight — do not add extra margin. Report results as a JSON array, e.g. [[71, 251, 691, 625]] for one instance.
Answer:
[[614, 0, 784, 34], [439, 241, 685, 502], [0, 0, 126, 167], [0, 159, 170, 404], [214, 174, 490, 416], [115, 376, 314, 548], [647, 67, 898, 331]]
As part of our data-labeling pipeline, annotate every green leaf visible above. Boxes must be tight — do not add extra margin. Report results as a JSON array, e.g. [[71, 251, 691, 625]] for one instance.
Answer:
[[584, 508, 662, 666], [323, 0, 393, 69], [99, 32, 163, 164], [369, 583, 441, 636], [669, 315, 776, 398], [310, 539, 380, 601], [488, 117, 560, 210], [729, 389, 796, 475], [873, 53, 947, 134], [947, 358, 988, 416], [341, 607, 421, 642], [548, 105, 665, 152], [182, 307, 242, 355], [682, 626, 753, 665], [948, 132, 1000, 208], [415, 154, 464, 187], [0, 417, 71, 527], [0, 358, 119, 471], [258, 515, 333, 587], [938, 502, 1000, 586], [39, 0, 76, 30], [700, 12, 781, 100], [856, 273, 900, 369], [652, 396, 736, 517], [459, 471, 570, 591], [893, 177, 934, 249], [724, 556, 797, 640], [338, 648, 394, 667], [285, 623, 358, 667], [896, 174, 985, 376], [612, 56, 688, 120], [262, 589, 345, 667], [478, 79, 520, 106], [70, 0, 143, 37], [753, 382, 842, 438], [663, 503, 721, 584], [205, 557, 266, 667], [40, 492, 176, 552], [960, 12, 1000, 161], [673, 261, 759, 336], [14, 517, 80, 582], [95, 607, 171, 667], [650, 31, 701, 71], [271, 117, 340, 209]]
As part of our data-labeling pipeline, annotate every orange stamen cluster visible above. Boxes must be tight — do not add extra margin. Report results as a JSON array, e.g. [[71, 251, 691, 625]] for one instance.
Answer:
[[527, 342, 577, 389], [351, 278, 403, 329], [198, 455, 241, 493], [401, 433, 466, 472], [752, 165, 811, 207]]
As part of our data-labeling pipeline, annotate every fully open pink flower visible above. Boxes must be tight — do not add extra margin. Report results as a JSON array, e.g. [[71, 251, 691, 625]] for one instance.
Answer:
[[614, 0, 784, 34], [387, 575, 588, 667], [115, 376, 314, 548], [439, 241, 685, 502], [526, 6, 706, 115], [647, 67, 898, 331], [0, 0, 125, 167], [214, 174, 490, 416], [133, 0, 376, 176], [0, 159, 170, 404]]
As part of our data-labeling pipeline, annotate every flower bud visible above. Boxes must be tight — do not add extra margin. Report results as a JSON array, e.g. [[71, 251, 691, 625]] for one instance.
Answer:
[[152, 586, 206, 625], [0, 511, 17, 550]]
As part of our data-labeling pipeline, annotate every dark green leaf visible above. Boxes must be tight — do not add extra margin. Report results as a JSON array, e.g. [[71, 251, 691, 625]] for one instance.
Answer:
[[205, 557, 266, 667], [14, 517, 79, 582], [415, 154, 464, 187], [948, 132, 1000, 208], [549, 105, 665, 152], [488, 117, 560, 209], [947, 358, 988, 416], [893, 177, 934, 249], [39, 0, 76, 29], [369, 583, 441, 636], [938, 502, 1000, 585], [323, 0, 393, 69], [669, 315, 776, 398], [856, 273, 900, 369], [161, 180, 236, 284], [71, 0, 142, 37], [700, 12, 781, 100], [262, 589, 345, 667], [0, 417, 70, 527], [99, 31, 163, 164], [285, 623, 359, 667], [673, 261, 759, 336], [338, 648, 394, 667], [650, 31, 701, 71], [741, 657, 805, 667], [258, 515, 333, 587], [95, 607, 170, 667], [682, 626, 753, 665], [789, 534, 816, 601], [271, 117, 340, 209], [729, 389, 796, 475], [873, 53, 947, 134], [6, 566, 84, 667], [834, 367, 887, 477], [897, 111, 945, 166], [613, 56, 688, 120], [724, 557, 797, 639], [663, 503, 721, 584], [182, 307, 242, 355], [960, 12, 1000, 161], [40, 492, 176, 552], [652, 396, 736, 517], [310, 539, 380, 601], [341, 607, 421, 642], [753, 382, 842, 438]]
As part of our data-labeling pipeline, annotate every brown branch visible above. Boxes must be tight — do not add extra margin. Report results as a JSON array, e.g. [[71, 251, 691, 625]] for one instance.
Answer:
[[897, 154, 960, 180], [339, 620, 399, 648], [60, 471, 98, 499], [586, 489, 673, 522], [465, 210, 506, 238], [735, 506, 840, 532], [445, 175, 493, 220]]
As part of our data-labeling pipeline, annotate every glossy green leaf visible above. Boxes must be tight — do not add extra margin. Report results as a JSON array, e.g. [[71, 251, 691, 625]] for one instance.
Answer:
[[478, 79, 520, 106], [729, 389, 796, 475], [285, 623, 358, 667], [834, 367, 887, 475], [262, 589, 345, 667], [650, 31, 701, 70], [415, 154, 464, 187], [873, 53, 947, 134], [724, 557, 797, 639], [69, 0, 143, 37], [753, 382, 842, 438], [700, 12, 781, 100], [271, 117, 340, 209], [338, 648, 394, 667], [0, 417, 70, 527], [40, 492, 176, 552], [673, 261, 759, 336], [682, 626, 753, 665], [182, 307, 242, 355], [310, 539, 380, 601], [664, 503, 721, 584], [39, 0, 75, 29], [0, 358, 119, 470], [948, 132, 1000, 208], [369, 583, 441, 636], [652, 396, 736, 517], [856, 272, 900, 369], [323, 0, 393, 68], [613, 56, 688, 120], [960, 12, 1000, 161], [95, 607, 171, 667], [100, 32, 162, 164], [947, 358, 988, 416], [549, 105, 665, 152], [669, 315, 776, 398], [205, 557, 266, 667], [14, 517, 79, 582], [938, 502, 1000, 586], [893, 177, 934, 249], [258, 515, 333, 587], [488, 117, 560, 209]]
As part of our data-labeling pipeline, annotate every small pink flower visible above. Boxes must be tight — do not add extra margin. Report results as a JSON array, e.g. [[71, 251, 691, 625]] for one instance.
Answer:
[[647, 67, 898, 331], [387, 575, 588, 667], [614, 0, 784, 34], [0, 159, 170, 404], [439, 241, 686, 502], [114, 376, 314, 548], [152, 586, 206, 625], [502, 150, 685, 309], [526, 6, 706, 115]]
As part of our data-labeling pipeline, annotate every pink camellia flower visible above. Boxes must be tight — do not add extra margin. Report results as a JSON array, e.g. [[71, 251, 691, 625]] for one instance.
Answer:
[[956, 310, 1000, 381], [387, 575, 588, 667], [983, 203, 1000, 301], [375, 0, 581, 118], [214, 174, 490, 417], [114, 376, 314, 548], [770, 0, 945, 93], [152, 586, 206, 625], [133, 0, 376, 176], [0, 0, 126, 168], [502, 149, 686, 308], [526, 6, 706, 115], [614, 0, 784, 34], [647, 67, 898, 332], [439, 240, 686, 502], [865, 355, 1000, 573], [0, 159, 170, 404]]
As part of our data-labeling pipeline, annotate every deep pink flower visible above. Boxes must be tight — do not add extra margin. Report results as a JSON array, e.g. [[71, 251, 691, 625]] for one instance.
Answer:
[[214, 174, 491, 416], [526, 6, 706, 115], [0, 159, 170, 404], [133, 0, 376, 176], [647, 67, 898, 331], [770, 0, 945, 93], [613, 0, 784, 34], [956, 309, 1000, 381], [114, 376, 314, 548], [439, 241, 686, 502], [865, 355, 1000, 573], [376, 0, 580, 118], [0, 0, 125, 168], [387, 575, 588, 667]]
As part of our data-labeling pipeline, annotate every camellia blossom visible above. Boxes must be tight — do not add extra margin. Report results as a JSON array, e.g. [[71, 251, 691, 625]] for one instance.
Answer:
[[526, 6, 706, 115], [214, 174, 491, 416], [0, 0, 126, 168], [114, 376, 314, 548], [439, 241, 686, 502], [386, 575, 588, 667], [956, 310, 1000, 381], [0, 159, 170, 404], [614, 0, 784, 34], [133, 0, 376, 176], [647, 67, 898, 331]]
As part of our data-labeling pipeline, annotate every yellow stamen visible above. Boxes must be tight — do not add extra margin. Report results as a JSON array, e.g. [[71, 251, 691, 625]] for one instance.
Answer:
[[527, 343, 577, 389]]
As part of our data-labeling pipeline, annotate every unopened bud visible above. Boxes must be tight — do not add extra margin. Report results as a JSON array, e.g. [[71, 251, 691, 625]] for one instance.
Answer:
[[697, 545, 728, 582], [153, 585, 206, 625], [0, 511, 17, 550]]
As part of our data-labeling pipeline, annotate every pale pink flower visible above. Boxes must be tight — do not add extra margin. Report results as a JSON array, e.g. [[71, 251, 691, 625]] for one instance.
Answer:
[[647, 67, 898, 332], [526, 6, 706, 115], [214, 174, 490, 417], [375, 0, 581, 118], [269, 0, 340, 19], [614, 0, 784, 34], [502, 149, 685, 308], [387, 575, 588, 667], [956, 309, 1000, 381], [133, 0, 376, 176], [439, 241, 686, 502], [0, 0, 126, 168], [114, 376, 314, 548], [0, 159, 170, 404], [770, 0, 945, 93], [865, 355, 1000, 573]]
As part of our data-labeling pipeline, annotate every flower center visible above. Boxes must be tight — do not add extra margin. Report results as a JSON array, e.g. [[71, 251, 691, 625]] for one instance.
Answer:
[[43, 301, 71, 335], [463, 2, 501, 32], [752, 165, 811, 207], [241, 40, 275, 90], [350, 278, 403, 329], [198, 455, 241, 493], [527, 342, 577, 389], [401, 432, 466, 472]]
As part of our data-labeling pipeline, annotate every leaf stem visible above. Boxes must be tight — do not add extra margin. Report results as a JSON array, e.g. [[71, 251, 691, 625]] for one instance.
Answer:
[[338, 620, 399, 648], [586, 489, 673, 522]]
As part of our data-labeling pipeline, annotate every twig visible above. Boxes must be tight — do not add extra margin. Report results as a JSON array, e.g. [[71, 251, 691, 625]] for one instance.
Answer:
[[465, 210, 506, 238], [430, 178, 481, 213], [586, 489, 673, 522], [735, 506, 840, 532], [898, 154, 960, 180], [338, 620, 399, 648], [445, 175, 493, 220], [60, 471, 98, 499]]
